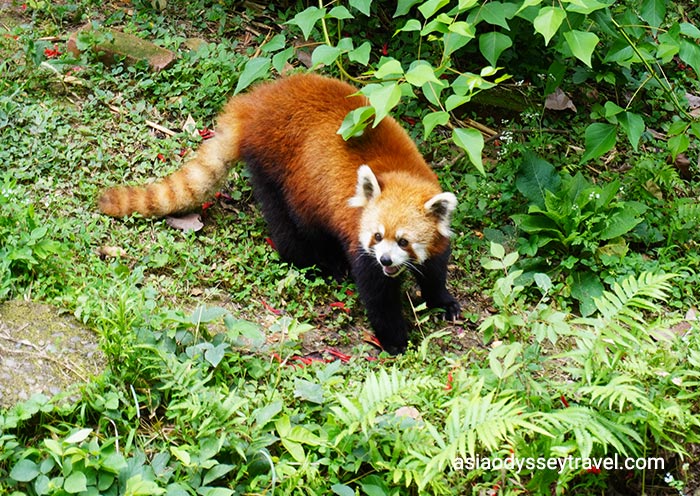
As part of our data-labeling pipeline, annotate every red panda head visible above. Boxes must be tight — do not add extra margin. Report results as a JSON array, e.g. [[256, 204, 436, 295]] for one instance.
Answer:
[[348, 165, 457, 277]]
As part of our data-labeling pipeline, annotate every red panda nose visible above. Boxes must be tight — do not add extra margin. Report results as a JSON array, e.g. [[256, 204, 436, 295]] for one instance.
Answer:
[[379, 254, 393, 266]]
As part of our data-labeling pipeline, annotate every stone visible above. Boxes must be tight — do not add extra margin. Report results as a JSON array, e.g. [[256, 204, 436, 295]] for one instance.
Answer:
[[66, 23, 177, 71]]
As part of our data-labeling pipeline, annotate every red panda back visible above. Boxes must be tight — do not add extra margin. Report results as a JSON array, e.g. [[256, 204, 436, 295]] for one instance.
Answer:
[[228, 74, 440, 246]]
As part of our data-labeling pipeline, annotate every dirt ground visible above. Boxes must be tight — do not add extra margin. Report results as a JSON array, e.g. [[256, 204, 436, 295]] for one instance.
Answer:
[[0, 300, 105, 409]]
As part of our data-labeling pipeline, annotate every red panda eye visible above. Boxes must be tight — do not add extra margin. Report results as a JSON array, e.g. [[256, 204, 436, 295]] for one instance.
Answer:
[[374, 233, 383, 242], [398, 238, 409, 248]]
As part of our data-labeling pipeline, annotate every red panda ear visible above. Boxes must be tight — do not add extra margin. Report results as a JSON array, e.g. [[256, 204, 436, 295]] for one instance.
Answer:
[[424, 192, 457, 237], [348, 165, 381, 208]]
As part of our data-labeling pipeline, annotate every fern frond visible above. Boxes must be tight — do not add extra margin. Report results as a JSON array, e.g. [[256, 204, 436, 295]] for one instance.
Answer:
[[582, 272, 676, 344], [577, 374, 654, 413]]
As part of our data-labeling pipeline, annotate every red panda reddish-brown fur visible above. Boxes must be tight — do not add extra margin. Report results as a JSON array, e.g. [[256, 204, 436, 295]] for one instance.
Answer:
[[98, 73, 460, 354]]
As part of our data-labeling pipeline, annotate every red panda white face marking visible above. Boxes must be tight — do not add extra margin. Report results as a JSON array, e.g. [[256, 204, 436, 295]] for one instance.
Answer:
[[349, 165, 457, 278]]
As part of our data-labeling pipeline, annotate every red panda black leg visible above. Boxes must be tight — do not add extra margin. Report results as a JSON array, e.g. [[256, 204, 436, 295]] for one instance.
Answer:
[[412, 245, 461, 321], [351, 252, 409, 355]]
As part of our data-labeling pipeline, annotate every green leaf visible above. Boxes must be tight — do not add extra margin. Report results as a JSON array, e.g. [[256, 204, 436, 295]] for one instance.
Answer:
[[515, 153, 561, 207], [348, 41, 371, 65], [533, 6, 566, 45], [328, 6, 353, 19], [311, 44, 342, 68], [480, 2, 516, 30], [581, 123, 617, 162], [668, 134, 690, 160], [202, 464, 235, 486], [10, 459, 40, 482], [452, 127, 484, 174], [191, 305, 229, 324], [337, 105, 375, 140], [65, 428, 92, 444], [398, 18, 422, 32], [285, 6, 326, 40], [294, 378, 324, 404], [565, 0, 609, 15], [680, 39, 700, 78], [640, 0, 665, 29], [374, 58, 404, 79], [271, 46, 294, 74], [478, 31, 513, 66], [204, 342, 228, 368], [64, 472, 87, 494], [571, 271, 604, 317], [234, 57, 270, 95], [331, 484, 355, 496], [422, 111, 449, 137], [418, 0, 449, 19], [404, 61, 440, 86], [260, 34, 285, 53], [394, 0, 422, 17], [617, 111, 645, 151], [349, 0, 372, 16], [367, 82, 402, 126], [562, 30, 599, 68]]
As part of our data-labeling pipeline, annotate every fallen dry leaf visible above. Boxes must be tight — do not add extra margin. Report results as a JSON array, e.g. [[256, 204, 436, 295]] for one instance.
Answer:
[[545, 87, 577, 112], [165, 213, 204, 233]]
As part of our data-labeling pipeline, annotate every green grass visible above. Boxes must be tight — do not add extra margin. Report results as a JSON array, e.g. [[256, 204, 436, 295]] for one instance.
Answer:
[[1, 1, 700, 495]]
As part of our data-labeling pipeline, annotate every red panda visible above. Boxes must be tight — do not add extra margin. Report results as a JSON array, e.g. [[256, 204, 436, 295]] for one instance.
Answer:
[[98, 73, 460, 354]]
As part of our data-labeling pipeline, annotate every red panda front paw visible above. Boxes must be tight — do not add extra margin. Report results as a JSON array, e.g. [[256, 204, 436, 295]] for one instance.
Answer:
[[443, 299, 461, 322]]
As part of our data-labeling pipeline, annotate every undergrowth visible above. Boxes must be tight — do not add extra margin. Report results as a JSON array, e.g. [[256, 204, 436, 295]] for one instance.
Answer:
[[1, 0, 699, 494]]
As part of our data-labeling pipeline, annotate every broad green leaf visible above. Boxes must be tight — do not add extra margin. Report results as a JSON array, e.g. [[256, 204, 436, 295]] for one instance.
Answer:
[[374, 58, 404, 79], [516, 0, 542, 15], [311, 44, 342, 68], [394, 0, 422, 17], [348, 41, 371, 65], [285, 6, 326, 40], [443, 30, 473, 58], [640, 0, 665, 29], [367, 83, 402, 125], [64, 472, 87, 494], [260, 34, 285, 53], [680, 22, 700, 39], [405, 61, 440, 86], [331, 484, 355, 496], [422, 111, 449, 137], [349, 0, 372, 16], [581, 122, 617, 162], [515, 153, 560, 207], [203, 464, 235, 486], [533, 6, 566, 45], [603, 101, 624, 119], [565, 0, 609, 15], [398, 19, 422, 32], [448, 20, 474, 37], [571, 271, 604, 317], [233, 57, 270, 95], [617, 111, 645, 151], [480, 2, 517, 30], [337, 105, 375, 140], [65, 428, 92, 444], [10, 459, 40, 482], [328, 6, 353, 19], [204, 342, 228, 367], [478, 31, 513, 66], [294, 378, 324, 404], [452, 127, 484, 174], [562, 30, 599, 68], [680, 39, 700, 79], [600, 210, 644, 240], [190, 305, 229, 324], [272, 46, 294, 74], [418, 0, 449, 19], [668, 134, 690, 160]]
